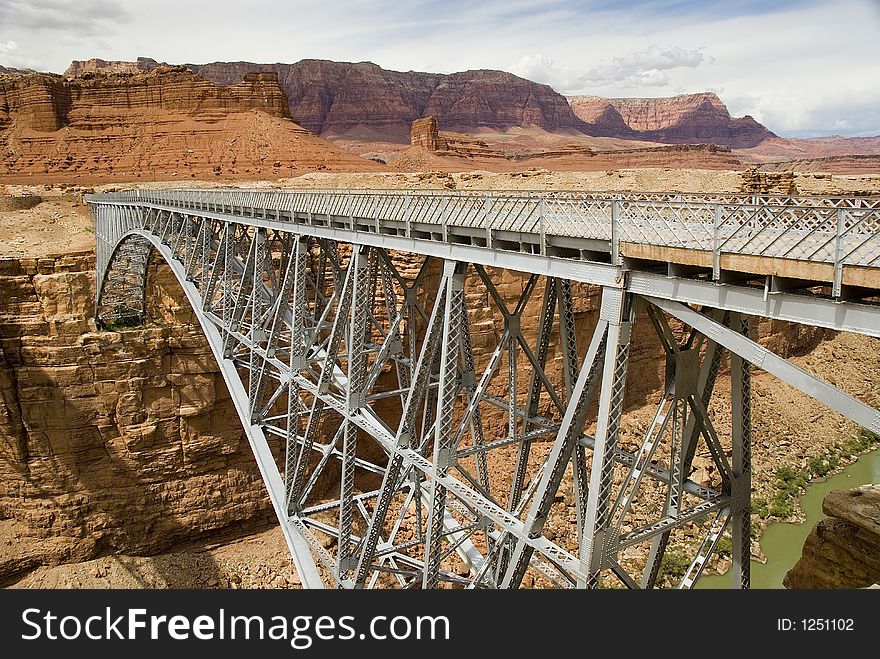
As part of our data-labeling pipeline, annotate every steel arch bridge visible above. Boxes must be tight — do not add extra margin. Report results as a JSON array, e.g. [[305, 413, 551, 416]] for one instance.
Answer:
[[87, 188, 880, 589]]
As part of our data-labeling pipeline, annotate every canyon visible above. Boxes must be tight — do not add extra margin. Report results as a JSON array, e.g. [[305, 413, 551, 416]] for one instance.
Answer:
[[2, 170, 879, 589], [58, 58, 773, 149], [0, 52, 877, 589]]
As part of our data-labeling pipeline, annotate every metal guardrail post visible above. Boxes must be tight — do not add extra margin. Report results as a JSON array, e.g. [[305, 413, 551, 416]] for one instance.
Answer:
[[484, 195, 493, 249], [539, 198, 546, 256], [833, 208, 846, 298]]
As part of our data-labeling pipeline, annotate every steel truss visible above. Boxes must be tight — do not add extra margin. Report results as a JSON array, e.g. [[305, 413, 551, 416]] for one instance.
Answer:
[[90, 198, 880, 589]]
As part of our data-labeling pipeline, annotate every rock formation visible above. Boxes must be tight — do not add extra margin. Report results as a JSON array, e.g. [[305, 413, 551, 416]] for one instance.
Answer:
[[785, 485, 880, 589], [565, 96, 635, 138], [182, 61, 779, 148], [568, 92, 775, 148], [66, 59, 590, 140], [182, 60, 591, 140], [407, 117, 505, 161], [410, 117, 447, 151], [56, 58, 782, 150], [0, 252, 278, 581], [1, 67, 288, 131], [0, 65, 36, 76], [740, 169, 797, 195], [0, 67, 384, 182]]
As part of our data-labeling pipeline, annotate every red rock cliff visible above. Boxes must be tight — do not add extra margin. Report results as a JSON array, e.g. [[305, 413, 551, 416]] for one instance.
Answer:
[[1, 67, 289, 132], [182, 59, 590, 140], [0, 67, 383, 182], [569, 92, 774, 148], [65, 58, 778, 148]]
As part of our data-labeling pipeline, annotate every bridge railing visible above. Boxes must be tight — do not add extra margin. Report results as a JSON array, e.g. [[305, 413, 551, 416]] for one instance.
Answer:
[[87, 189, 880, 287]]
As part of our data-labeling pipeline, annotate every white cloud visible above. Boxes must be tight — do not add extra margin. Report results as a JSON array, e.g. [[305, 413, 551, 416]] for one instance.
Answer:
[[0, 0, 131, 32], [581, 45, 704, 88], [511, 53, 583, 91], [0, 0, 876, 136]]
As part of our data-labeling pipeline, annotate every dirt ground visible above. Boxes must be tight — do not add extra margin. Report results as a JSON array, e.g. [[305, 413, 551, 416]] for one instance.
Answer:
[[9, 524, 302, 589], [0, 193, 94, 258]]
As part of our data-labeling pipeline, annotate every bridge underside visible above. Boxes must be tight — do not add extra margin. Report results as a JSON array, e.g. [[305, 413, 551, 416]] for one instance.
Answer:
[[92, 201, 880, 589]]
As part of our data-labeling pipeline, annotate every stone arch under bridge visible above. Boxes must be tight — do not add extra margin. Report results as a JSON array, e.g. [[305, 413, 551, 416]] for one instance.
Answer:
[[88, 190, 880, 589]]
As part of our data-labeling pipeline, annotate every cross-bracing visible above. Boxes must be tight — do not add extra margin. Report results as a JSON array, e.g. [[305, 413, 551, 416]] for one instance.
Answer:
[[88, 188, 880, 589]]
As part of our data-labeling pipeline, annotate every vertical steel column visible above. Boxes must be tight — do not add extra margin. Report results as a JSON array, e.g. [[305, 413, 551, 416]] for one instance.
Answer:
[[730, 312, 752, 589], [422, 260, 466, 589], [338, 245, 372, 583], [284, 237, 309, 502], [247, 228, 270, 420], [500, 315, 607, 588], [641, 330, 723, 589], [353, 262, 450, 588], [579, 286, 632, 588], [558, 280, 589, 542], [288, 243, 354, 512]]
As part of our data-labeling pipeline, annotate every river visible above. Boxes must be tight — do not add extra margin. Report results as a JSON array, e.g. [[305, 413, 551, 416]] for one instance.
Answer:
[[697, 447, 880, 589]]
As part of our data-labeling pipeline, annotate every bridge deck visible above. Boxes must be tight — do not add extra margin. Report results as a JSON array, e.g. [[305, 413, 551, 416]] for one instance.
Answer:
[[91, 188, 880, 300]]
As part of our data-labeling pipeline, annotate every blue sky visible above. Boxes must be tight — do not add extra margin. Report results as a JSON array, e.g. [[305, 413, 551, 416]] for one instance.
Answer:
[[1, 0, 878, 137]]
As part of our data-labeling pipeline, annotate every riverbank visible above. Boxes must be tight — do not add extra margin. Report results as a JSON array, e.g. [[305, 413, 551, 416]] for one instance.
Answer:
[[699, 443, 880, 589]]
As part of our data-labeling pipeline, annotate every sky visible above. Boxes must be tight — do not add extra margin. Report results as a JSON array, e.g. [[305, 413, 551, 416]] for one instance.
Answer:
[[1, 0, 879, 137]]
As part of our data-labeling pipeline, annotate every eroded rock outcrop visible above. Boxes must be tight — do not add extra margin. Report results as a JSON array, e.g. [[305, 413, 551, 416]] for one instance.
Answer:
[[785, 485, 880, 589], [169, 59, 591, 139], [0, 253, 277, 580], [0, 67, 384, 181], [408, 117, 505, 160], [740, 169, 797, 195], [410, 117, 447, 151], [565, 96, 635, 138], [60, 58, 779, 149]]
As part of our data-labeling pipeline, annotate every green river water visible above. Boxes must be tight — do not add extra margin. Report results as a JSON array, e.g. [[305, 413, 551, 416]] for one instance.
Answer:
[[697, 447, 880, 589]]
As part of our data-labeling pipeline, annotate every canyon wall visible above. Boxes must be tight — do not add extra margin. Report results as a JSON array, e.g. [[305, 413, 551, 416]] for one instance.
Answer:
[[188, 60, 774, 147], [186, 59, 589, 140], [1, 67, 288, 131], [52, 57, 780, 149], [0, 253, 277, 581]]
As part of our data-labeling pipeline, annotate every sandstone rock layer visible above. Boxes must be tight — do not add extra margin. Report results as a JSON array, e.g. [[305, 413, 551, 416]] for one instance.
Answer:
[[785, 485, 880, 589], [0, 67, 384, 182], [568, 93, 774, 148]]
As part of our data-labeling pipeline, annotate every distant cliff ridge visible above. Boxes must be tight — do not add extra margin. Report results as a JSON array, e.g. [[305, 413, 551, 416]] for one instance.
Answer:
[[60, 57, 776, 148], [568, 93, 774, 149], [2, 66, 289, 133]]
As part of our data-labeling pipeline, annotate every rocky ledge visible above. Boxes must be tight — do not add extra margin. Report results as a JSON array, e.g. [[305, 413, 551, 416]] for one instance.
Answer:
[[784, 484, 880, 589]]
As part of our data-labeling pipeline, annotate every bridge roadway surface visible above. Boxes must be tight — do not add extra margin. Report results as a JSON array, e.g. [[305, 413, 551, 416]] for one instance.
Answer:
[[93, 188, 880, 334], [86, 188, 880, 590]]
